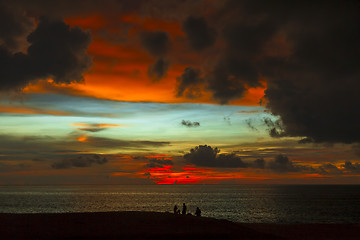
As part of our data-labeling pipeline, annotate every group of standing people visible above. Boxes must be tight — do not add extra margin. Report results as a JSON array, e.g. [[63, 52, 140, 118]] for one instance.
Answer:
[[173, 203, 201, 217]]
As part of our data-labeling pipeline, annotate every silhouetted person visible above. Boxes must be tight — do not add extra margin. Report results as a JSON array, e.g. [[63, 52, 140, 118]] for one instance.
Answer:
[[173, 205, 178, 214], [195, 207, 201, 217], [182, 203, 187, 215], [177, 209, 180, 214]]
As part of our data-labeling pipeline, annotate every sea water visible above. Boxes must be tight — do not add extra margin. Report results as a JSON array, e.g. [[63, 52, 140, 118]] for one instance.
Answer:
[[0, 184, 359, 223]]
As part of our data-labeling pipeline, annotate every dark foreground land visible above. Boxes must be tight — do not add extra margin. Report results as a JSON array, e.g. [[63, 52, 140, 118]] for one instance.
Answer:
[[0, 212, 359, 240]]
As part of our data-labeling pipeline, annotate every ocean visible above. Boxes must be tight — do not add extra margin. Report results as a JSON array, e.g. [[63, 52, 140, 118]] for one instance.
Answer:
[[0, 184, 359, 224]]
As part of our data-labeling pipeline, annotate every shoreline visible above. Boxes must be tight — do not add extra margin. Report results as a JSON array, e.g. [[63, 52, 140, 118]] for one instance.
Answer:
[[1, 211, 359, 239]]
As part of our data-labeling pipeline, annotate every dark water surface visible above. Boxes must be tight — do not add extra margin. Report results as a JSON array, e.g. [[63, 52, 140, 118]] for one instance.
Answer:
[[0, 184, 359, 223]]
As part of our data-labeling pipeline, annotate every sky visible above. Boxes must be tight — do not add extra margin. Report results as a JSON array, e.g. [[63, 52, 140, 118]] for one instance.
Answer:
[[0, 0, 359, 185]]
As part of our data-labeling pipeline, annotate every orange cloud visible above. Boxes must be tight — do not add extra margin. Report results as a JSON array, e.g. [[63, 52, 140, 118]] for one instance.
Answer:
[[71, 123, 124, 128], [76, 134, 88, 142], [0, 105, 73, 116], [65, 14, 108, 30], [22, 13, 266, 106], [121, 14, 184, 38]]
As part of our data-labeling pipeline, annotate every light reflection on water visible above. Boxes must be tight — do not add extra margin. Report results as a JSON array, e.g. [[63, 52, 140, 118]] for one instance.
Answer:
[[0, 184, 359, 223]]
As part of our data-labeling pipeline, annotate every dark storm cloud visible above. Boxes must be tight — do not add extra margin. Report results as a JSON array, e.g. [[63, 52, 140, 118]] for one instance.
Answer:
[[7, 0, 208, 20], [263, 5, 360, 143], [147, 58, 170, 81], [182, 16, 216, 52], [206, 63, 248, 104], [205, 52, 264, 104], [342, 161, 360, 173], [242, 0, 359, 144], [51, 154, 108, 169], [251, 158, 265, 169], [183, 145, 332, 174], [140, 31, 170, 57], [267, 154, 298, 173], [317, 163, 342, 175], [204, 16, 272, 104], [0, 16, 92, 91], [0, 2, 34, 52], [184, 145, 247, 168], [5, 0, 145, 18], [175, 1, 360, 144], [144, 158, 173, 168], [216, 153, 248, 168], [181, 120, 200, 128], [140, 31, 171, 81], [262, 117, 285, 138], [26, 17, 92, 83], [264, 154, 321, 173], [175, 67, 203, 98]]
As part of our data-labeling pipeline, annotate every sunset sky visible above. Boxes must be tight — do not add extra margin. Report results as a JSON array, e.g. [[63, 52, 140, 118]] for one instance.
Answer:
[[0, 0, 359, 185]]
